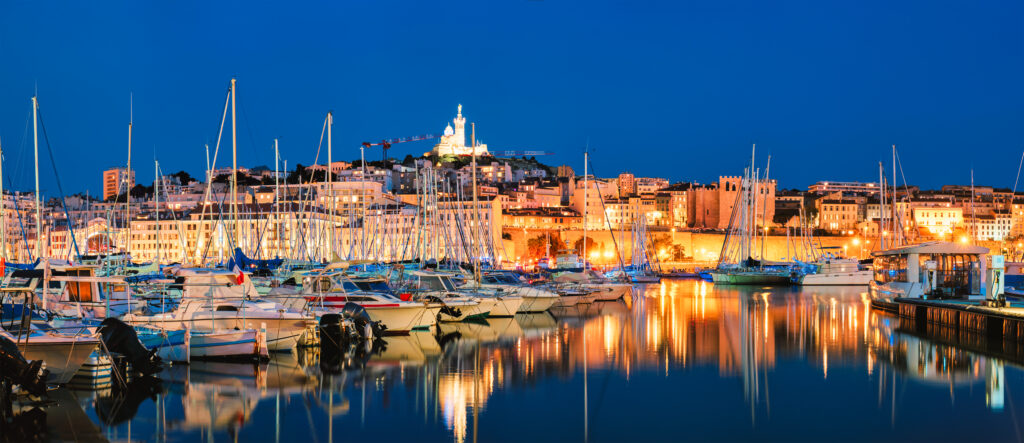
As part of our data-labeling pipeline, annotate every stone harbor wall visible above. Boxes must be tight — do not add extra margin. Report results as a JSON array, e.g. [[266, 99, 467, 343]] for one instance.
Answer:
[[502, 228, 881, 265]]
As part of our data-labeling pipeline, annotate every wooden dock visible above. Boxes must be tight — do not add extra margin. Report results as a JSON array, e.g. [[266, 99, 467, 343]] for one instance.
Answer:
[[872, 297, 1024, 362]]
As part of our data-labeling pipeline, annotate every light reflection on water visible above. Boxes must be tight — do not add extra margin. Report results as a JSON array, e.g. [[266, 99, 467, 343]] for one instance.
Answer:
[[20, 280, 1024, 441]]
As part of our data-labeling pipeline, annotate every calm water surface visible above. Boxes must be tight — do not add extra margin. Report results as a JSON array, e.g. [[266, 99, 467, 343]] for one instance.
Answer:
[[22, 281, 1024, 441]]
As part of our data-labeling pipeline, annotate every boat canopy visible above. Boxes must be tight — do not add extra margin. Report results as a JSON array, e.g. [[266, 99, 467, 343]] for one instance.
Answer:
[[872, 241, 989, 257]]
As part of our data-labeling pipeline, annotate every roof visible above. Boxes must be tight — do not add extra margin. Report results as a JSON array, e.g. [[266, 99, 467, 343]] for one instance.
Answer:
[[872, 241, 989, 257]]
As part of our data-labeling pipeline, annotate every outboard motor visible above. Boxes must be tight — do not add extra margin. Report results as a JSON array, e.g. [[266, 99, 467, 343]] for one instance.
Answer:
[[97, 318, 162, 376], [318, 313, 353, 348], [0, 335, 47, 397], [340, 302, 387, 338]]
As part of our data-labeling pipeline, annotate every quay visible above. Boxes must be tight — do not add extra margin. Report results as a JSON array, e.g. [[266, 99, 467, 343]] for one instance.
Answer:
[[873, 297, 1024, 361]]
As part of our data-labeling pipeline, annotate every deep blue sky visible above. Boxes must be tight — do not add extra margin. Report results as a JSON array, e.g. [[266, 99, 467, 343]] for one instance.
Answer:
[[1, 0, 1022, 197]]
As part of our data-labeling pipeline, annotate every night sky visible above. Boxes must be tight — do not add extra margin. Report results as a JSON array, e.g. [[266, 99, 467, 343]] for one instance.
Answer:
[[1, 0, 1022, 197]]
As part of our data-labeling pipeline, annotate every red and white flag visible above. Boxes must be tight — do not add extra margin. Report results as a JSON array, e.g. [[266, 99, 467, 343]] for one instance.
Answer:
[[233, 264, 245, 285]]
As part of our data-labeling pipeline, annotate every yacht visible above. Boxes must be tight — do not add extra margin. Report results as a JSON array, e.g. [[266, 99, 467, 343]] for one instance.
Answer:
[[471, 271, 558, 313], [403, 271, 493, 321], [298, 270, 437, 333], [869, 242, 988, 301], [799, 257, 873, 286], [125, 268, 313, 351]]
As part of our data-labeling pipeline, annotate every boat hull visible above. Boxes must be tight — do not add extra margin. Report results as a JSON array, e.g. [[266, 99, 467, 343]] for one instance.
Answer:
[[485, 296, 524, 317], [710, 271, 792, 285], [518, 294, 557, 312], [585, 284, 632, 301], [801, 270, 872, 286], [189, 329, 268, 360], [17, 339, 100, 385], [126, 316, 309, 352]]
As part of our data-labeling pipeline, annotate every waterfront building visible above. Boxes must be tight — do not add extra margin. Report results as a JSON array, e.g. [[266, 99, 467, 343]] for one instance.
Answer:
[[636, 177, 669, 196], [912, 205, 963, 237], [570, 178, 616, 230], [716, 176, 776, 230], [102, 167, 134, 201], [964, 211, 1012, 241], [503, 207, 581, 230], [816, 197, 860, 232], [617, 173, 636, 196], [306, 161, 352, 175], [808, 180, 880, 195], [556, 165, 575, 178], [654, 185, 689, 228]]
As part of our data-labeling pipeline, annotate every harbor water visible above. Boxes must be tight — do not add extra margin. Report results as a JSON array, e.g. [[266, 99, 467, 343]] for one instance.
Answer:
[[17, 280, 1024, 442]]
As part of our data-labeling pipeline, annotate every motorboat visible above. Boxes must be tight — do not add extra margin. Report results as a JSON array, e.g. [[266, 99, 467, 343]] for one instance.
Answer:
[[125, 268, 313, 351], [293, 268, 437, 333], [1, 326, 99, 385], [401, 271, 493, 321], [470, 271, 558, 313], [553, 270, 633, 301], [0, 272, 101, 384], [800, 257, 872, 286]]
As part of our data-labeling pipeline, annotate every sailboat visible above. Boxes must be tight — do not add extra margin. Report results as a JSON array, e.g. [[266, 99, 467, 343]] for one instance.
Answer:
[[709, 146, 794, 285]]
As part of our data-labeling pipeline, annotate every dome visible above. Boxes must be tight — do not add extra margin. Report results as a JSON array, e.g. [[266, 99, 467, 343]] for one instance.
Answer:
[[444, 124, 454, 136]]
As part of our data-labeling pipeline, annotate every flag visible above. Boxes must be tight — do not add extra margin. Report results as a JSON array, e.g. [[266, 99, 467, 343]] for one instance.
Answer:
[[233, 265, 245, 285], [0, 257, 5, 277]]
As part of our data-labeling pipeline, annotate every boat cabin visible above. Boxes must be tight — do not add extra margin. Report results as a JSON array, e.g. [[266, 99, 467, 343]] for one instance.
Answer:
[[871, 242, 989, 299]]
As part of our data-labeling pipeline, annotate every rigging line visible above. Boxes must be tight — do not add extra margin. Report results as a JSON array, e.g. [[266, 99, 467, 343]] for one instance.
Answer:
[[237, 90, 263, 164], [1012, 150, 1024, 196], [36, 108, 82, 259], [156, 163, 190, 261], [196, 90, 232, 259]]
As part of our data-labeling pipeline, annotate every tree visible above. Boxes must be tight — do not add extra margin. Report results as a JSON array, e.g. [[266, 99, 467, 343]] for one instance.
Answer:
[[170, 170, 194, 184], [129, 184, 153, 198], [649, 234, 685, 261], [526, 233, 562, 259], [573, 236, 597, 256]]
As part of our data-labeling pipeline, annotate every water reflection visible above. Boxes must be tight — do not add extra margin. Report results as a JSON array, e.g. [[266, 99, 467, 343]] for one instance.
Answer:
[[18, 280, 1024, 441]]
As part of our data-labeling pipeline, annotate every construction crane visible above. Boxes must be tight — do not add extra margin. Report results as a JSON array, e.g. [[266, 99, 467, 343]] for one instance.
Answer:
[[492, 150, 554, 157], [361, 133, 443, 162]]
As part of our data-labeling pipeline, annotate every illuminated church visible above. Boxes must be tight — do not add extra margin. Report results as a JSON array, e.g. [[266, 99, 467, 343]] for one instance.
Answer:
[[431, 105, 489, 156]]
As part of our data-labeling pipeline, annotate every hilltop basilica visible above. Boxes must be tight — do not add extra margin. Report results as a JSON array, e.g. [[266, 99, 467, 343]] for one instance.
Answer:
[[431, 105, 489, 157]]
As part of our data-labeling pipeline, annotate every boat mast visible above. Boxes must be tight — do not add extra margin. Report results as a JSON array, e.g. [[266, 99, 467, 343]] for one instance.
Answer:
[[230, 78, 238, 253], [126, 96, 133, 257], [891, 144, 898, 245], [327, 111, 334, 260], [275, 138, 281, 258], [155, 159, 161, 264], [360, 138, 367, 259], [32, 96, 42, 260], [761, 155, 770, 261], [971, 168, 976, 244], [470, 122, 480, 282], [879, 161, 886, 250], [0, 136, 5, 260], [583, 146, 588, 270]]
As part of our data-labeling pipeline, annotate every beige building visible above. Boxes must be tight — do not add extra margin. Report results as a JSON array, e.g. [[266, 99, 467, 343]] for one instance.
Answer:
[[913, 206, 963, 236], [816, 198, 859, 232]]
